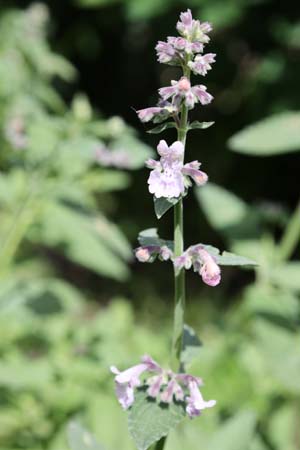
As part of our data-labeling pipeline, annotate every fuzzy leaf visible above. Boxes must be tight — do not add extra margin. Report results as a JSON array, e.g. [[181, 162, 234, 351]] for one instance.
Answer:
[[189, 121, 214, 130], [138, 228, 173, 250], [181, 324, 202, 369], [207, 410, 256, 450], [67, 421, 104, 450], [147, 122, 177, 134], [228, 112, 300, 156], [128, 388, 186, 450], [216, 251, 257, 267], [154, 196, 179, 219]]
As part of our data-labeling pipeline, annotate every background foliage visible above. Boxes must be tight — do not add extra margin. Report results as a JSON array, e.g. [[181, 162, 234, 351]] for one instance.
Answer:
[[0, 1, 299, 449]]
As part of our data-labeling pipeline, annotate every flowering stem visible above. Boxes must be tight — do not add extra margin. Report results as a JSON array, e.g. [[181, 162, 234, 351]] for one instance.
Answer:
[[278, 200, 300, 262], [171, 92, 189, 371]]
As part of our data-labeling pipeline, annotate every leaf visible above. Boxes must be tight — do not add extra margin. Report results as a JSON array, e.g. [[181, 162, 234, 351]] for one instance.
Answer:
[[147, 122, 177, 134], [154, 196, 179, 219], [228, 112, 300, 156], [128, 388, 186, 450], [35, 202, 130, 280], [189, 121, 215, 130], [215, 251, 257, 267], [110, 134, 153, 169], [207, 410, 256, 450], [268, 263, 300, 292], [138, 228, 173, 250], [180, 324, 202, 369], [67, 421, 105, 450]]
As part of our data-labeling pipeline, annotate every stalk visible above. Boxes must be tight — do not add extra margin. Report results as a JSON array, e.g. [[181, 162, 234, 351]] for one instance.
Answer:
[[171, 75, 190, 371], [278, 200, 300, 262]]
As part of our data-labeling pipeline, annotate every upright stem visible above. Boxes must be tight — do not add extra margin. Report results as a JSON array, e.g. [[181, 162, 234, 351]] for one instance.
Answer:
[[278, 200, 300, 262], [171, 97, 189, 371]]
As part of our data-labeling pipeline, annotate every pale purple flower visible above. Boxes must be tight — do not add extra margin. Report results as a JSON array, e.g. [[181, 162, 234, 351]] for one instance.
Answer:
[[176, 9, 212, 44], [155, 40, 177, 64], [147, 374, 165, 398], [159, 77, 213, 109], [135, 247, 152, 262], [197, 248, 221, 287], [111, 355, 162, 410], [160, 245, 173, 261], [136, 107, 165, 123], [186, 380, 216, 418], [173, 253, 192, 271], [188, 53, 216, 76], [147, 140, 185, 199], [161, 378, 184, 403], [182, 161, 208, 186]]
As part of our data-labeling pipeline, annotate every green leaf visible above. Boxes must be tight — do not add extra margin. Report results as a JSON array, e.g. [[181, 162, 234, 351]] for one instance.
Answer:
[[180, 324, 202, 369], [147, 122, 177, 134], [138, 228, 173, 250], [128, 388, 186, 450], [268, 262, 300, 292], [67, 421, 104, 450], [110, 134, 153, 169], [228, 112, 300, 155], [215, 251, 257, 267], [189, 121, 214, 130], [154, 196, 179, 219], [207, 410, 256, 450], [35, 202, 130, 280]]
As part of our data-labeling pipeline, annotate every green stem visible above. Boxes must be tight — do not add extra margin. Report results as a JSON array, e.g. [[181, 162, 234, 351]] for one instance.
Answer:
[[171, 93, 189, 371], [278, 200, 300, 262]]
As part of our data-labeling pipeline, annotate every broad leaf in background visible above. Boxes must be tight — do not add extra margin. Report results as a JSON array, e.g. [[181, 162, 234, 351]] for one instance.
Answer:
[[196, 183, 260, 240], [188, 121, 214, 130], [228, 112, 300, 156], [67, 421, 105, 450], [206, 410, 256, 450], [128, 388, 186, 450]]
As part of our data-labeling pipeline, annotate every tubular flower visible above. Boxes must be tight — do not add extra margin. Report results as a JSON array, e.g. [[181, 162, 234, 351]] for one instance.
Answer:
[[159, 77, 213, 109], [110, 355, 162, 410], [147, 140, 185, 198], [186, 379, 216, 418], [146, 140, 208, 199], [188, 53, 216, 76], [176, 9, 212, 44], [173, 245, 221, 287], [135, 244, 173, 263]]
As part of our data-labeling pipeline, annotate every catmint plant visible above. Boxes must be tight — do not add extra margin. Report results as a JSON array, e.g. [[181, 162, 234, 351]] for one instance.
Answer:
[[111, 10, 256, 450]]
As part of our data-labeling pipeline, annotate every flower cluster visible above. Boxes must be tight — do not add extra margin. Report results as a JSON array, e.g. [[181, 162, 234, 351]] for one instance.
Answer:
[[111, 355, 216, 418], [146, 140, 208, 199], [174, 245, 221, 286], [135, 243, 221, 287], [135, 244, 172, 263], [136, 9, 215, 124]]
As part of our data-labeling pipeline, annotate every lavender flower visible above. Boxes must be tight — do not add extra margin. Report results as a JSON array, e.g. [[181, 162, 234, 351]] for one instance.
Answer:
[[135, 244, 173, 263], [159, 77, 213, 109], [147, 140, 185, 198], [188, 53, 216, 76], [182, 161, 208, 186], [110, 355, 161, 410], [176, 9, 212, 44], [136, 107, 166, 123], [173, 245, 221, 287], [186, 379, 216, 418]]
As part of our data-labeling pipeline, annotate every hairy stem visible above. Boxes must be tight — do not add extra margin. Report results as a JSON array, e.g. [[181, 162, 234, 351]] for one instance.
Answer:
[[171, 95, 189, 371], [278, 200, 300, 262]]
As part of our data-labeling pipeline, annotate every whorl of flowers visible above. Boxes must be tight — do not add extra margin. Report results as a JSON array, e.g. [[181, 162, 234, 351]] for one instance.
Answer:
[[111, 355, 216, 418]]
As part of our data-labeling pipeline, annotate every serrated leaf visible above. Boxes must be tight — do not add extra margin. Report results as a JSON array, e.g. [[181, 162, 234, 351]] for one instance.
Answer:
[[154, 196, 179, 219], [128, 388, 185, 450], [147, 122, 177, 134], [180, 324, 202, 369], [228, 112, 300, 155], [189, 121, 214, 130], [207, 410, 256, 450], [67, 421, 104, 450], [216, 251, 257, 266], [138, 228, 173, 250]]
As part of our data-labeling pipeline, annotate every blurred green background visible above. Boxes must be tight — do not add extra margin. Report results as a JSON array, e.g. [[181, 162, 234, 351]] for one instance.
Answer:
[[0, 1, 300, 449]]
